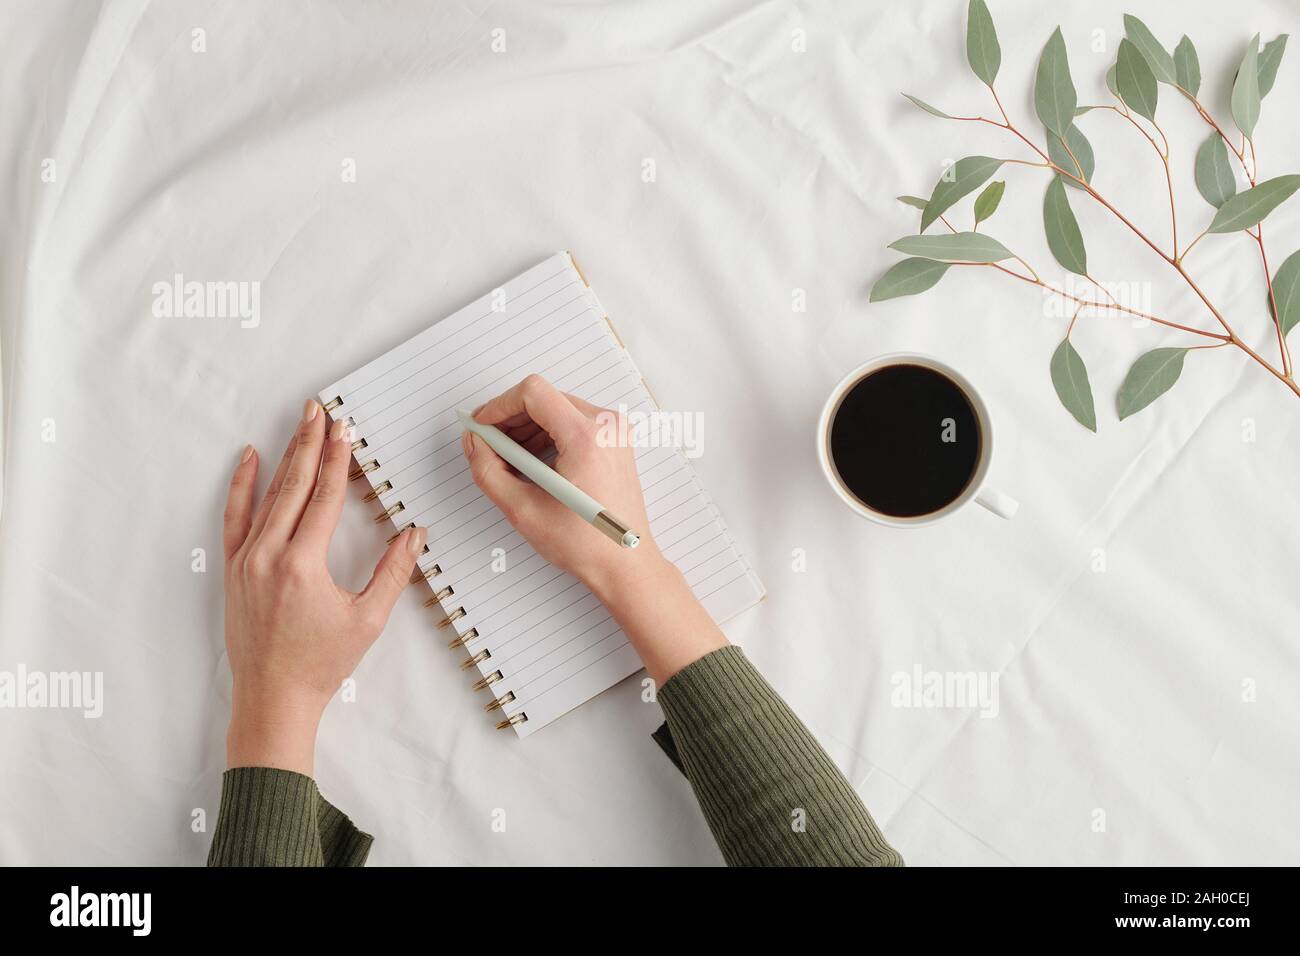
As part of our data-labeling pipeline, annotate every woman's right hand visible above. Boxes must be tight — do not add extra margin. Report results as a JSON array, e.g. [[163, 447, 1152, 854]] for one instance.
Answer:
[[462, 374, 661, 594], [462, 374, 728, 684]]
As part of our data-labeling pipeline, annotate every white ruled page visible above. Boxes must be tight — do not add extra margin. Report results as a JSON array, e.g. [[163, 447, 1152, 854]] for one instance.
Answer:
[[320, 252, 763, 737]]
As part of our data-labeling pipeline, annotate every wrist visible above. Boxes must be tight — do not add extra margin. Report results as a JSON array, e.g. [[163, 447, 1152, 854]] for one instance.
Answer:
[[584, 547, 729, 684], [227, 691, 323, 776], [585, 545, 685, 607]]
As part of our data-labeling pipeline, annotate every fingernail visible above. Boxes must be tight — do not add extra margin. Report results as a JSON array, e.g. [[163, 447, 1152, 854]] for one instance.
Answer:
[[330, 418, 351, 442], [462, 432, 474, 458], [407, 527, 427, 556], [240, 443, 254, 463], [302, 399, 319, 423]]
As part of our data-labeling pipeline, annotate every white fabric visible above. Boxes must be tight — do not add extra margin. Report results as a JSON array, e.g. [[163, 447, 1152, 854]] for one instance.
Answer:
[[2, 0, 1297, 865]]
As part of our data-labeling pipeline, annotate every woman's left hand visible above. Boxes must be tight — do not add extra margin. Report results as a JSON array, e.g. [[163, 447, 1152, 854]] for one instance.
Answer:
[[221, 399, 426, 775]]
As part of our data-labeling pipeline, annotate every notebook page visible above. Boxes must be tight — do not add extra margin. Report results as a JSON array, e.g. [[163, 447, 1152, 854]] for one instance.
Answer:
[[320, 252, 764, 737]]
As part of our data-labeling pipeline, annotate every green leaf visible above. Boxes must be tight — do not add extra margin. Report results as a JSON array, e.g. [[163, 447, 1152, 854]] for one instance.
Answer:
[[973, 180, 1005, 227], [1268, 248, 1300, 337], [1116, 38, 1158, 121], [966, 0, 1001, 85], [1050, 338, 1097, 432], [1123, 14, 1177, 84], [1194, 135, 1237, 208], [920, 156, 1004, 232], [902, 93, 953, 119], [1117, 348, 1188, 420], [1231, 35, 1261, 138], [897, 195, 929, 210], [1174, 36, 1201, 95], [1034, 28, 1077, 138], [887, 232, 1014, 263], [1105, 63, 1120, 99], [1043, 176, 1087, 275], [1207, 175, 1300, 233], [1047, 124, 1095, 189], [870, 258, 953, 302], [1258, 34, 1288, 98]]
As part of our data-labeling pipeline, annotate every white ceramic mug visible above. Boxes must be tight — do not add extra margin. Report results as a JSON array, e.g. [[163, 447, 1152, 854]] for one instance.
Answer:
[[816, 353, 1018, 526]]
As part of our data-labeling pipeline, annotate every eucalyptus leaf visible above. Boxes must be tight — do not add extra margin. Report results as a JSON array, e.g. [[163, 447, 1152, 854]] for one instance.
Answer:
[[1117, 348, 1188, 420], [1230, 35, 1261, 138], [887, 232, 1014, 263], [1116, 38, 1159, 121], [1105, 63, 1120, 98], [1047, 124, 1095, 189], [870, 258, 953, 302], [1257, 34, 1288, 98], [1123, 14, 1177, 84], [1268, 248, 1300, 336], [966, 0, 1001, 85], [1194, 134, 1237, 208], [902, 93, 954, 119], [1206, 175, 1300, 233], [920, 156, 1004, 232], [1174, 35, 1201, 95], [1050, 338, 1097, 431], [973, 180, 1005, 226], [1034, 28, 1077, 138], [1043, 176, 1088, 275], [897, 195, 929, 210]]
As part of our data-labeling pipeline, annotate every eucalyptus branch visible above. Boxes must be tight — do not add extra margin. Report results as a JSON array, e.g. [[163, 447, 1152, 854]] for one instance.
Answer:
[[935, 214, 1225, 339], [880, 2, 1300, 429]]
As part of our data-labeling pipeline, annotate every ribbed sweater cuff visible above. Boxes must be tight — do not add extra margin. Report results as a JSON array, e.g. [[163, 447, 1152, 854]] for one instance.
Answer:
[[657, 645, 903, 867], [206, 768, 372, 867]]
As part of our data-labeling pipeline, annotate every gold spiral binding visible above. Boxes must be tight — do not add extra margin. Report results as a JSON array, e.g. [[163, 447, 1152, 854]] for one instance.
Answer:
[[496, 713, 528, 730], [410, 563, 442, 584], [447, 627, 479, 650], [437, 607, 466, 628], [472, 670, 503, 692], [485, 691, 515, 713], [351, 437, 368, 454], [460, 649, 491, 670], [374, 502, 405, 523], [423, 585, 454, 608], [363, 480, 393, 502], [386, 522, 414, 545], [349, 459, 379, 481], [323, 396, 343, 413]]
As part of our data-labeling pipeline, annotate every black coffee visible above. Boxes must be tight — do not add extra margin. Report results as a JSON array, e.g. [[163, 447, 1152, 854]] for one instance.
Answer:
[[828, 363, 981, 518]]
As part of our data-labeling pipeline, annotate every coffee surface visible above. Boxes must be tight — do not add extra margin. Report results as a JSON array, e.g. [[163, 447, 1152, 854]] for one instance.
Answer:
[[828, 364, 981, 517]]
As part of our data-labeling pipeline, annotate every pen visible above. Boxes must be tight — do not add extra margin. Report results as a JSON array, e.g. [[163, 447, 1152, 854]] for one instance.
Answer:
[[457, 409, 641, 549]]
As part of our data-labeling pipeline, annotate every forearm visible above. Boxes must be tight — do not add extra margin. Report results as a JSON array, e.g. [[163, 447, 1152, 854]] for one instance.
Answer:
[[658, 646, 903, 867], [588, 549, 728, 685]]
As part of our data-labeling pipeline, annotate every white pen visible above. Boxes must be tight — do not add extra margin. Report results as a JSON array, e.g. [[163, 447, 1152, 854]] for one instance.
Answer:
[[457, 409, 641, 549]]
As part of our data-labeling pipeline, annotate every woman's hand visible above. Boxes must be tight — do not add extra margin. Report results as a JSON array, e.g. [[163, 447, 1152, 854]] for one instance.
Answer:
[[464, 375, 727, 684], [463, 374, 657, 591], [222, 399, 426, 775]]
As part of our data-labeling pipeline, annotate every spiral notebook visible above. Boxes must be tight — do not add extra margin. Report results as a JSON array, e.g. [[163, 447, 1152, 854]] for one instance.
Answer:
[[319, 252, 764, 737]]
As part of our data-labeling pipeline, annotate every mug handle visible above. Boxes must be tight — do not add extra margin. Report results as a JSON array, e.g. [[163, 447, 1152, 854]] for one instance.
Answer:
[[976, 487, 1019, 520]]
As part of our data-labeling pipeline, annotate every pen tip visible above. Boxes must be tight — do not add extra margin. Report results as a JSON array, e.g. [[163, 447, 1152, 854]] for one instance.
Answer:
[[455, 409, 473, 427]]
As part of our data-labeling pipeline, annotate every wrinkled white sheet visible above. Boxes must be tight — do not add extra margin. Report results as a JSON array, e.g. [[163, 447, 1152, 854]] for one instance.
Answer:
[[2, 0, 1298, 865]]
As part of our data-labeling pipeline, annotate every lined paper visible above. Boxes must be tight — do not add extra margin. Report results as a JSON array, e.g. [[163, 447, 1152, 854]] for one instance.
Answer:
[[320, 252, 764, 736]]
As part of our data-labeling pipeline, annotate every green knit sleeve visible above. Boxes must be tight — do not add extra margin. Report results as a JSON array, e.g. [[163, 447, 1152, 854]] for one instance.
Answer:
[[206, 767, 373, 867], [657, 645, 903, 867]]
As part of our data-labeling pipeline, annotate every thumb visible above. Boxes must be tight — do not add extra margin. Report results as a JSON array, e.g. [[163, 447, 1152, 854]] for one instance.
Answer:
[[463, 431, 547, 523], [358, 526, 426, 621]]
